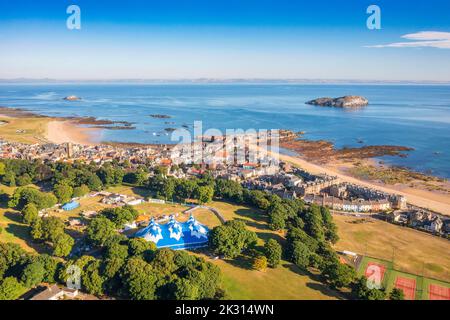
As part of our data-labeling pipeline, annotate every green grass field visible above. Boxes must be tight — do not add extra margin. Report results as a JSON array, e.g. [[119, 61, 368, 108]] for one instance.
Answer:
[[0, 185, 40, 253], [116, 194, 341, 299], [197, 200, 342, 300], [333, 214, 450, 282], [357, 256, 450, 300], [0, 116, 51, 144], [0, 186, 405, 300]]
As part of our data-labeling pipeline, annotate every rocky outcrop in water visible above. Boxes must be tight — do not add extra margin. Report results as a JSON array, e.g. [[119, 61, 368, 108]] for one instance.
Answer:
[[63, 95, 81, 101], [150, 114, 171, 119], [306, 96, 369, 108]]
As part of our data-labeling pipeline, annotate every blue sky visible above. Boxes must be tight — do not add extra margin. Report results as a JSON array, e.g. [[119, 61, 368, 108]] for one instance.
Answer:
[[1, 0, 450, 81]]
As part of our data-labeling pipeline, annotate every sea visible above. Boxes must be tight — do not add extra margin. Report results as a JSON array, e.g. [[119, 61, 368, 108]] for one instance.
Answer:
[[0, 83, 449, 178]]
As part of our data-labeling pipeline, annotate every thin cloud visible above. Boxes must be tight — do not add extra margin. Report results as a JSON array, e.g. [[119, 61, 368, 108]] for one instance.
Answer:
[[366, 31, 450, 49]]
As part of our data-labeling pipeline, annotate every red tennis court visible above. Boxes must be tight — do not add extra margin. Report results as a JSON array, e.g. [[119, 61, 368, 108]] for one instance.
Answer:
[[394, 276, 416, 300], [429, 284, 450, 300]]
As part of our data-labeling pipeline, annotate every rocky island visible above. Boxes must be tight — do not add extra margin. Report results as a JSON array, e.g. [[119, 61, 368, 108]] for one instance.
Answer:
[[150, 114, 171, 119], [306, 96, 369, 108], [63, 95, 81, 101]]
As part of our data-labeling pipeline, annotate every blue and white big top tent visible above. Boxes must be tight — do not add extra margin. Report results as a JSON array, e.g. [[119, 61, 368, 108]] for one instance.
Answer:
[[134, 215, 209, 250]]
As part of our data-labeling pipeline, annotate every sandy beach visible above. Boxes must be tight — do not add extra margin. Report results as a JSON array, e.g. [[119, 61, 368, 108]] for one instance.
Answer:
[[274, 151, 450, 216], [45, 120, 100, 146], [0, 107, 100, 145]]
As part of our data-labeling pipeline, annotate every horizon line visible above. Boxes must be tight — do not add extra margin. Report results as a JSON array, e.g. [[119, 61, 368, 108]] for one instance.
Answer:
[[1, 78, 450, 85]]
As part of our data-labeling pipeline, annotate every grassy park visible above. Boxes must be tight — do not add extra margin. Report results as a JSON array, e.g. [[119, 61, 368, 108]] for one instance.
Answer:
[[0, 185, 45, 253], [2, 183, 449, 300], [0, 184, 342, 300], [333, 214, 450, 283], [194, 201, 342, 300]]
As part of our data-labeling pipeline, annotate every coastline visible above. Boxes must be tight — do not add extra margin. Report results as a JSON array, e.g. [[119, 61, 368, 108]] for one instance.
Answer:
[[1, 106, 449, 215], [0, 107, 102, 146], [45, 120, 101, 146], [274, 151, 450, 216]]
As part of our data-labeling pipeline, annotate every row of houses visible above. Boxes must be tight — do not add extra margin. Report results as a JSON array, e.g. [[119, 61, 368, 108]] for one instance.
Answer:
[[304, 194, 391, 212], [329, 183, 408, 210], [392, 210, 450, 235]]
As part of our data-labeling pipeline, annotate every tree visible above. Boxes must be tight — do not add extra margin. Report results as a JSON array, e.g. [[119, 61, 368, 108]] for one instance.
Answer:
[[82, 259, 105, 296], [264, 239, 282, 268], [85, 174, 103, 191], [21, 262, 45, 288], [161, 177, 176, 200], [175, 179, 197, 200], [53, 183, 74, 204], [195, 185, 214, 204], [105, 242, 129, 261], [0, 243, 29, 279], [268, 203, 287, 231], [35, 254, 59, 283], [122, 257, 158, 300], [103, 256, 125, 280], [29, 216, 73, 257], [0, 277, 24, 300], [352, 277, 387, 300], [60, 256, 104, 296], [321, 261, 356, 289], [30, 219, 43, 240], [52, 233, 74, 257], [16, 173, 32, 186], [246, 190, 270, 210], [214, 179, 243, 202], [209, 220, 257, 259], [151, 248, 177, 275], [128, 238, 156, 257], [389, 288, 405, 300], [72, 184, 90, 198], [192, 260, 223, 299], [123, 171, 147, 186], [290, 241, 311, 269], [320, 206, 339, 243], [97, 165, 124, 186], [286, 227, 319, 253], [173, 278, 199, 300], [40, 216, 65, 241], [100, 205, 139, 228], [87, 216, 117, 246], [8, 187, 57, 210], [21, 203, 39, 225], [303, 205, 325, 241], [148, 175, 176, 200], [325, 223, 339, 244], [2, 171, 16, 187], [30, 216, 65, 242], [252, 255, 268, 271]]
